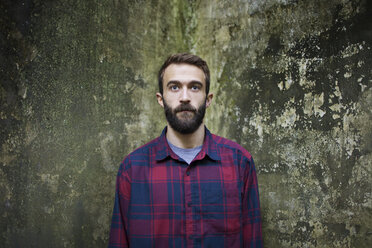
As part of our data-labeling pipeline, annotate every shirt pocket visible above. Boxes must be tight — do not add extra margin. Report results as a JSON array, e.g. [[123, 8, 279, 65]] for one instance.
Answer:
[[201, 184, 241, 235]]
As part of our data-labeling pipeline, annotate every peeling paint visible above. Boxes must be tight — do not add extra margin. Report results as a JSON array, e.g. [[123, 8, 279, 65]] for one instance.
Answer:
[[1, 0, 371, 247]]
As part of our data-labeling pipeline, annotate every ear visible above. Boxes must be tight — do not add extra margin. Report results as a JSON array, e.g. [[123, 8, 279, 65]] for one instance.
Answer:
[[156, 92, 164, 108], [205, 93, 214, 108]]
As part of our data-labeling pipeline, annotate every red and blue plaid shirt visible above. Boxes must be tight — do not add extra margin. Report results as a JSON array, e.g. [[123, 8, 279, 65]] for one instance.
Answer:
[[109, 127, 262, 247]]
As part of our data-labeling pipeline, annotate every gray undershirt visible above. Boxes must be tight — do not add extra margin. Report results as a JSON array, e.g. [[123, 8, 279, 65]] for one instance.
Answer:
[[167, 140, 202, 165]]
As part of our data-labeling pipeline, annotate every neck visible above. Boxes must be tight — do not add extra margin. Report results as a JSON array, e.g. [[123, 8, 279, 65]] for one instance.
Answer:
[[166, 124, 205, 149]]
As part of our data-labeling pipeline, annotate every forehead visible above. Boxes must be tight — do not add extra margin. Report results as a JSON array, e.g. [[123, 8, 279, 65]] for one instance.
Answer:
[[163, 63, 206, 84]]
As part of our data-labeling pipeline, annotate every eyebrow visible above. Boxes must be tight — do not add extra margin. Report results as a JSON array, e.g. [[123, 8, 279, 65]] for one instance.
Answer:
[[166, 80, 203, 87]]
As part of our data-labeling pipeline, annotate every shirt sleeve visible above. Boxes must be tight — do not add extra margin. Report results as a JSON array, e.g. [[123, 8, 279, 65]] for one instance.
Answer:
[[242, 156, 263, 247], [108, 160, 131, 248]]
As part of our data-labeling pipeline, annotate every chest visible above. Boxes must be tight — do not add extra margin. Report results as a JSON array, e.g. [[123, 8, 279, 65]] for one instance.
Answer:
[[129, 159, 242, 210]]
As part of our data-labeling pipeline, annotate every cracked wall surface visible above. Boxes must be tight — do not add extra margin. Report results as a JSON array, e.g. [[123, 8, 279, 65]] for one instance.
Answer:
[[1, 0, 371, 247]]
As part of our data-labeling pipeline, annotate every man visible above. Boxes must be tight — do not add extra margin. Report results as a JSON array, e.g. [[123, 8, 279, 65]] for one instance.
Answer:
[[109, 53, 262, 247]]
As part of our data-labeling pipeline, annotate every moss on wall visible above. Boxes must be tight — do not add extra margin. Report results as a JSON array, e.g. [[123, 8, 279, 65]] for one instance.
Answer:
[[195, 0, 372, 247], [1, 0, 371, 247]]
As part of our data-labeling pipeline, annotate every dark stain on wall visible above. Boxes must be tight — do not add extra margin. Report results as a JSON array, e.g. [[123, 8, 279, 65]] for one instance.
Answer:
[[1, 0, 371, 247]]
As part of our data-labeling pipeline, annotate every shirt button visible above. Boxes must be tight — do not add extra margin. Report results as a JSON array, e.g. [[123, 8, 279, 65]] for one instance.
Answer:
[[186, 171, 190, 176]]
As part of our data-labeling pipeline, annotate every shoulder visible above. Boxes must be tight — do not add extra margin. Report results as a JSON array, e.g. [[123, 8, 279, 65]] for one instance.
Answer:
[[126, 136, 160, 161], [211, 133, 253, 160], [119, 136, 161, 170], [209, 133, 257, 178]]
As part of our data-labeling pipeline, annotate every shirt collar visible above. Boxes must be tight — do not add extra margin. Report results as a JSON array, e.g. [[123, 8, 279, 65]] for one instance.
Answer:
[[155, 126, 221, 162]]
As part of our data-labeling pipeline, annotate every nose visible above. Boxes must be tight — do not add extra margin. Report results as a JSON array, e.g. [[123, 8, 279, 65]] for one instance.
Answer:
[[180, 87, 190, 103]]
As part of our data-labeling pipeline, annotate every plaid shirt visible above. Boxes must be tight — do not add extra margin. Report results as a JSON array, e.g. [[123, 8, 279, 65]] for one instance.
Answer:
[[109, 127, 262, 248]]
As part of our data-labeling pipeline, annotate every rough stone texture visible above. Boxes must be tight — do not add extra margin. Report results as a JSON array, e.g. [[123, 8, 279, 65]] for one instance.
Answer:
[[1, 0, 371, 247]]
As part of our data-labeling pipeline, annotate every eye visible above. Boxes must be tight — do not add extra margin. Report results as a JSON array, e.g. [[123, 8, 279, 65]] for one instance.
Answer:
[[170, 85, 179, 91], [191, 85, 201, 91]]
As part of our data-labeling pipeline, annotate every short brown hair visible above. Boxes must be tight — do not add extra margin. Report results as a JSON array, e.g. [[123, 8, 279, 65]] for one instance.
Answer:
[[158, 53, 210, 95]]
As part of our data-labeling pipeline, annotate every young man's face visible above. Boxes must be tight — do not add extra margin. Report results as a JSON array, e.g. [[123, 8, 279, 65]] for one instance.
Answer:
[[156, 63, 213, 134]]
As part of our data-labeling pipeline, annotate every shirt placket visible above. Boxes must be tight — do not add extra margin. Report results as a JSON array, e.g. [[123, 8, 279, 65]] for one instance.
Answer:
[[184, 165, 194, 248]]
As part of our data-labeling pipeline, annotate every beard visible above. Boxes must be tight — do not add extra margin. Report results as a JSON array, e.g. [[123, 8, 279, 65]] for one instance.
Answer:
[[163, 99, 206, 134]]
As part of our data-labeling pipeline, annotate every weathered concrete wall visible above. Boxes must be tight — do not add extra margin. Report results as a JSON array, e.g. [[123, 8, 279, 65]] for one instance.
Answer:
[[1, 0, 371, 247]]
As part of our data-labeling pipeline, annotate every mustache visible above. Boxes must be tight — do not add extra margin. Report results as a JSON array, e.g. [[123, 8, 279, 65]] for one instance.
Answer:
[[174, 104, 197, 113]]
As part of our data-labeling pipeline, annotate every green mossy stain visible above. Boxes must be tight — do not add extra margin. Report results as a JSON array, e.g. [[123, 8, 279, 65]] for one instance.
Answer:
[[1, 0, 372, 247]]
